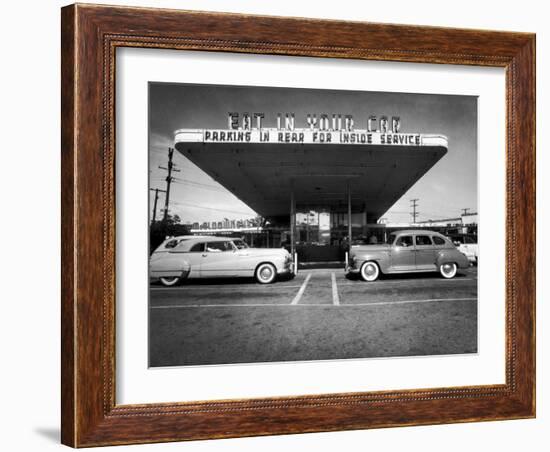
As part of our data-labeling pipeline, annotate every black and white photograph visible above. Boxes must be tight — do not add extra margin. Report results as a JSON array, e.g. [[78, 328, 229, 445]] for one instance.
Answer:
[[148, 82, 478, 367]]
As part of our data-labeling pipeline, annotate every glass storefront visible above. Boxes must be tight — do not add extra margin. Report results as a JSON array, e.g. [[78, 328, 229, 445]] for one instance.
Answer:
[[291, 207, 385, 262], [216, 208, 390, 263]]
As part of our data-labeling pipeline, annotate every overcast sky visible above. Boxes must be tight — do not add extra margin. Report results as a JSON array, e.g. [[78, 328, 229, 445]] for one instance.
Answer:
[[149, 82, 477, 224]]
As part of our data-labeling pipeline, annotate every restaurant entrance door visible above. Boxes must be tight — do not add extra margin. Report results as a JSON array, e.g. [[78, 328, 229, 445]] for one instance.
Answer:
[[294, 208, 344, 263]]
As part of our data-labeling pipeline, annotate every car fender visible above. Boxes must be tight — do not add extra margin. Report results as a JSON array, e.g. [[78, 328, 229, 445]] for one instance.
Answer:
[[436, 249, 469, 269], [150, 254, 192, 278], [254, 254, 285, 266], [355, 252, 391, 273], [237, 252, 285, 273]]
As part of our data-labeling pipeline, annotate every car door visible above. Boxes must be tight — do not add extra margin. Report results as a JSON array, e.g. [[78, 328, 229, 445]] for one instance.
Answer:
[[390, 234, 415, 270], [200, 241, 239, 277], [231, 240, 255, 274], [179, 241, 205, 277], [414, 235, 436, 270]]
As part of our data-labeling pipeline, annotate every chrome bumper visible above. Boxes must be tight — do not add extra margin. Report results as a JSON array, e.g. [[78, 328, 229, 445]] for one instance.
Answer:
[[278, 261, 294, 274], [278, 267, 293, 275]]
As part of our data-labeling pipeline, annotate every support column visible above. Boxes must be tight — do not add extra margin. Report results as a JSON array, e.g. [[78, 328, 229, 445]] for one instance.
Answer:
[[347, 181, 352, 245], [362, 204, 368, 237], [290, 185, 296, 256], [306, 209, 310, 243]]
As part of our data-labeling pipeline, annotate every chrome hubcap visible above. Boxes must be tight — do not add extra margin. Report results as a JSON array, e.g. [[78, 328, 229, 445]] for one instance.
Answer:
[[362, 263, 378, 281], [260, 267, 272, 280], [442, 264, 455, 275]]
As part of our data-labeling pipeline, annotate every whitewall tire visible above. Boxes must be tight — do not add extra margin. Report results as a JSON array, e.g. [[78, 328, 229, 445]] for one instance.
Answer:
[[440, 263, 458, 279], [255, 263, 277, 284], [360, 261, 380, 282], [159, 276, 181, 287]]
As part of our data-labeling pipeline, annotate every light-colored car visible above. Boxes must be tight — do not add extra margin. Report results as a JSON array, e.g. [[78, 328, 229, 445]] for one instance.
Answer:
[[449, 234, 478, 264], [346, 229, 470, 282], [150, 236, 294, 286]]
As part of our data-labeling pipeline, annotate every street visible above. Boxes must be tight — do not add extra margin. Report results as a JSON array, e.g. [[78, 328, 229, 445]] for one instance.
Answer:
[[149, 267, 478, 367]]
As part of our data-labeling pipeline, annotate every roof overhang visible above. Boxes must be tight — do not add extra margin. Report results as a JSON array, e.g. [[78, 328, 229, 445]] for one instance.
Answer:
[[174, 128, 448, 219]]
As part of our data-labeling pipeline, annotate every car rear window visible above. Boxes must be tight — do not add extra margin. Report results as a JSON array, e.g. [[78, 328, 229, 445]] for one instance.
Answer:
[[432, 236, 446, 245], [189, 243, 204, 252], [395, 235, 413, 247], [164, 239, 179, 249], [206, 241, 233, 252], [415, 235, 432, 246]]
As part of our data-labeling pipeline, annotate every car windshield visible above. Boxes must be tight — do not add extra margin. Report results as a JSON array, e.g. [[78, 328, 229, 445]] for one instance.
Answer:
[[232, 239, 249, 249], [385, 233, 396, 245]]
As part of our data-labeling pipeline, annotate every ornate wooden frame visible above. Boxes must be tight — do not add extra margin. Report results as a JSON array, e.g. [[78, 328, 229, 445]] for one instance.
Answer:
[[61, 3, 536, 447]]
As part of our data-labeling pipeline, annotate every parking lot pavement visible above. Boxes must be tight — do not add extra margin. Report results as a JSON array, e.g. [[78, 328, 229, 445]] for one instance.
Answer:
[[149, 267, 478, 367]]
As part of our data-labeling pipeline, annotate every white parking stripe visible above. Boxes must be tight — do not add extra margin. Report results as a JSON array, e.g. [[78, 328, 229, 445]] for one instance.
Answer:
[[150, 297, 476, 309], [348, 297, 476, 307], [331, 273, 340, 305], [150, 284, 303, 291], [337, 278, 475, 288], [153, 304, 301, 308], [290, 273, 312, 305]]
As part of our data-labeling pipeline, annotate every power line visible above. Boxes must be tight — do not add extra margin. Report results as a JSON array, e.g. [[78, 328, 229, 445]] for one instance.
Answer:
[[171, 178, 226, 192], [170, 200, 255, 216], [149, 147, 177, 155]]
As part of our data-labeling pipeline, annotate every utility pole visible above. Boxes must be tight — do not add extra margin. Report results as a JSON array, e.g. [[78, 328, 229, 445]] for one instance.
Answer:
[[149, 188, 166, 223], [461, 208, 471, 216], [410, 198, 419, 224], [159, 147, 180, 222]]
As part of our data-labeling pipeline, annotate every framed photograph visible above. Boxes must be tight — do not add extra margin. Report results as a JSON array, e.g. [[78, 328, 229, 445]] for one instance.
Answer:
[[61, 4, 535, 447]]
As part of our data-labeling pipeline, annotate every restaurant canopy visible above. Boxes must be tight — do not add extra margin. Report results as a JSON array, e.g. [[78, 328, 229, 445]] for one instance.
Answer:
[[174, 128, 448, 222]]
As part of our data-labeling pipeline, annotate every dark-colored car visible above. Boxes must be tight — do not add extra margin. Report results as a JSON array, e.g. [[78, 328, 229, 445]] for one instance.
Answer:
[[346, 229, 470, 281]]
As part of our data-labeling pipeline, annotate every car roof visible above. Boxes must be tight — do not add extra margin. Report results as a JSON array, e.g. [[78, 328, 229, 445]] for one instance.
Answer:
[[178, 236, 234, 244], [171, 236, 238, 252], [391, 229, 446, 236], [165, 235, 220, 241], [163, 235, 203, 241]]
